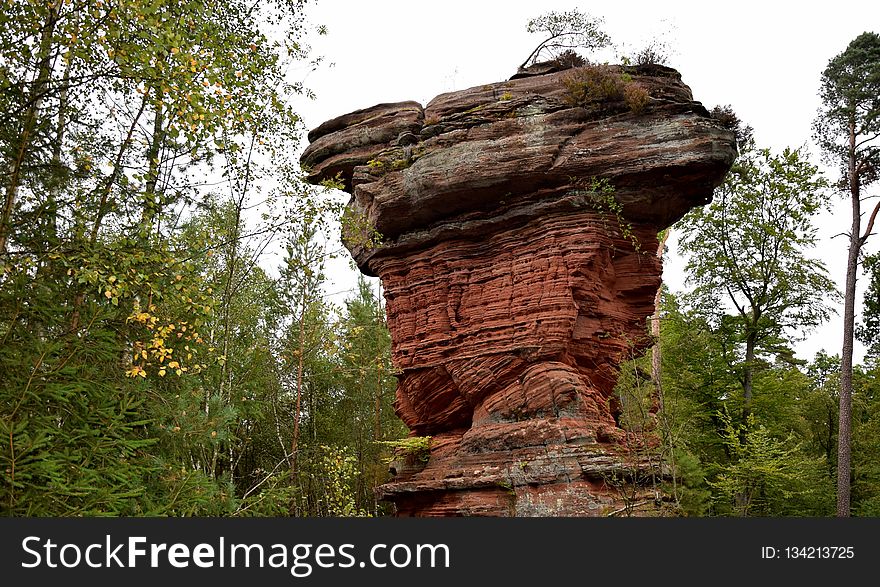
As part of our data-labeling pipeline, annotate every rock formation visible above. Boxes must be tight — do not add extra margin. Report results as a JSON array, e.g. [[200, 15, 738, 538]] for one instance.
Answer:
[[301, 63, 736, 516]]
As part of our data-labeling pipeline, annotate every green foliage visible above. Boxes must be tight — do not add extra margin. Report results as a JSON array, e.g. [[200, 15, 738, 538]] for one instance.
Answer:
[[235, 446, 368, 517], [330, 276, 407, 513], [4, 3, 880, 521], [679, 145, 834, 339], [313, 445, 370, 517], [858, 253, 880, 359], [0, 0, 371, 517], [646, 291, 855, 516], [667, 449, 713, 517], [814, 32, 880, 184], [367, 158, 386, 173], [0, 330, 155, 515], [677, 144, 836, 417], [379, 436, 432, 463], [366, 153, 413, 177], [710, 413, 833, 516], [851, 362, 880, 512], [710, 105, 755, 150], [571, 176, 641, 251]]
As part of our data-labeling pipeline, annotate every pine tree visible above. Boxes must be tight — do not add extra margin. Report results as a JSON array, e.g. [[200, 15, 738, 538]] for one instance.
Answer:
[[814, 31, 880, 516]]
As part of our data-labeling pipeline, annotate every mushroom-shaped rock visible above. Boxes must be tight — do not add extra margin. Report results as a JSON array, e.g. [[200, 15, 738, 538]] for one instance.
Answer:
[[302, 63, 736, 516]]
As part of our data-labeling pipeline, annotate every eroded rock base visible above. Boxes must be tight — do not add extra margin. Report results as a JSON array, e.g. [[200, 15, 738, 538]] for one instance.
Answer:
[[382, 423, 662, 517], [374, 210, 663, 516]]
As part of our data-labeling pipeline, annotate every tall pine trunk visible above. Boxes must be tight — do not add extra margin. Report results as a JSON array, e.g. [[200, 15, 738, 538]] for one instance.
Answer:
[[837, 121, 860, 517]]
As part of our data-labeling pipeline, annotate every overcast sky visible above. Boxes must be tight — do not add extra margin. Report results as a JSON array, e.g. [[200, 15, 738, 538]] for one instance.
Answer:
[[291, 0, 880, 364]]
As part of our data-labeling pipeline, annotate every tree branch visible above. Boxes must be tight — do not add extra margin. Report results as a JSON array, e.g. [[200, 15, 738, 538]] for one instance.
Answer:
[[861, 198, 880, 244]]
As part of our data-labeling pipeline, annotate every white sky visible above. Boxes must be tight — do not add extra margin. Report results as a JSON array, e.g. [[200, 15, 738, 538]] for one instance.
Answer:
[[291, 0, 880, 365]]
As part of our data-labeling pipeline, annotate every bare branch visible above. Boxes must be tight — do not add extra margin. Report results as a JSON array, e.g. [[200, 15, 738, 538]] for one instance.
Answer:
[[861, 199, 880, 244]]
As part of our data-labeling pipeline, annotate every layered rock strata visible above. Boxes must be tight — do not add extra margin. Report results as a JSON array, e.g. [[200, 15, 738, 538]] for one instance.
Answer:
[[302, 63, 736, 516]]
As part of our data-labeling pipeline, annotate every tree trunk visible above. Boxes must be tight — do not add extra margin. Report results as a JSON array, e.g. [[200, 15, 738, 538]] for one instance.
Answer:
[[44, 62, 71, 254], [289, 288, 307, 495], [837, 121, 860, 517], [650, 231, 669, 412], [0, 0, 63, 256], [373, 290, 384, 445], [742, 328, 757, 422], [373, 361, 382, 442], [140, 98, 165, 238]]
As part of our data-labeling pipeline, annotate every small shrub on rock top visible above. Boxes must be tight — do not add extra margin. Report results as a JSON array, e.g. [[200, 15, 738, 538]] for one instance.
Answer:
[[549, 49, 587, 69], [623, 83, 649, 113], [563, 64, 650, 113], [633, 40, 671, 66]]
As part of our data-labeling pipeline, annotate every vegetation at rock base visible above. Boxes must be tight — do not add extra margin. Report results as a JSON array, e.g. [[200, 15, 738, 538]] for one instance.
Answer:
[[0, 0, 406, 517]]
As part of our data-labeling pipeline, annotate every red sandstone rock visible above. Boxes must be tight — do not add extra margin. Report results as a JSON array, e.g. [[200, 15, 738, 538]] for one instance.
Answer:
[[302, 63, 736, 516]]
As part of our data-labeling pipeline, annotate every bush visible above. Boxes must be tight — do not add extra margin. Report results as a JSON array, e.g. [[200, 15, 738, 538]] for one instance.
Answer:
[[563, 64, 650, 113]]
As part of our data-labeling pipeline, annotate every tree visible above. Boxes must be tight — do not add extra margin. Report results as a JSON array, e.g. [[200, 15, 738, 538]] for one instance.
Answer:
[[0, 0, 319, 516], [677, 144, 837, 421], [335, 276, 405, 513], [799, 352, 842, 479], [652, 291, 838, 516], [814, 31, 880, 516], [519, 10, 611, 70], [711, 413, 832, 516], [276, 211, 334, 506], [851, 363, 880, 514]]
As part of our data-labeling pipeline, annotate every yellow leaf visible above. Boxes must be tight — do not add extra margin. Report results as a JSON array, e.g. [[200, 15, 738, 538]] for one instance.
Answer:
[[158, 369, 166, 377], [104, 290, 112, 298]]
